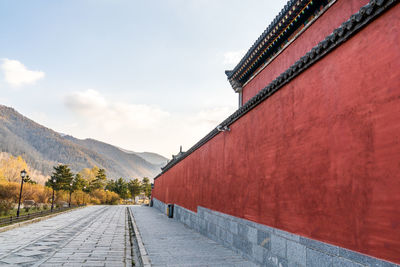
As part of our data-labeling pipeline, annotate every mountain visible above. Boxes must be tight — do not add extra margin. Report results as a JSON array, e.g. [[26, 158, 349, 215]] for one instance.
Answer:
[[0, 105, 167, 180], [118, 149, 168, 166]]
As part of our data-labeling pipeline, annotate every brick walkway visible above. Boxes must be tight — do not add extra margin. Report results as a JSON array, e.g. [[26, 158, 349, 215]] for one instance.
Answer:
[[130, 205, 258, 267], [0, 206, 130, 266]]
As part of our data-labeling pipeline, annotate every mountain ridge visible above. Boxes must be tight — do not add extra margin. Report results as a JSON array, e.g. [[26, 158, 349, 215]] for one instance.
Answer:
[[0, 105, 166, 180]]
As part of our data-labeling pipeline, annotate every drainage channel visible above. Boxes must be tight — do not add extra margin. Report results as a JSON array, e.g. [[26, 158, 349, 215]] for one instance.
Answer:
[[126, 207, 151, 267]]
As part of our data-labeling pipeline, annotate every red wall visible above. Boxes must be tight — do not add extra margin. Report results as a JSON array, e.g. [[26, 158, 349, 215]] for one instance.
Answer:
[[242, 0, 369, 103], [154, 5, 400, 264]]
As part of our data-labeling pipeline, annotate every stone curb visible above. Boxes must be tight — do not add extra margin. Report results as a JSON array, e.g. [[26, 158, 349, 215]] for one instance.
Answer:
[[0, 206, 86, 233], [127, 206, 151, 267]]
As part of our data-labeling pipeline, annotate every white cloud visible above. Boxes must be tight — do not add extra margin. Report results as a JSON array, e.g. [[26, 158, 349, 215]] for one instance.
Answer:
[[63, 89, 235, 157], [1, 59, 45, 87], [223, 49, 246, 66], [64, 89, 108, 115], [64, 89, 169, 131]]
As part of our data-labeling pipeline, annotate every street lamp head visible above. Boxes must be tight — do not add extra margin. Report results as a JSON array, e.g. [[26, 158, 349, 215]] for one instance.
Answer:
[[20, 170, 27, 178], [53, 179, 56, 183], [70, 183, 73, 186]]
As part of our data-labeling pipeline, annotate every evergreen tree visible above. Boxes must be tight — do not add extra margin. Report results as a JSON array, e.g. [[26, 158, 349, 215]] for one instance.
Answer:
[[46, 165, 73, 191], [73, 173, 88, 191], [128, 178, 141, 200], [91, 168, 107, 190], [142, 177, 152, 198], [105, 179, 116, 192], [106, 178, 129, 199], [115, 178, 130, 199]]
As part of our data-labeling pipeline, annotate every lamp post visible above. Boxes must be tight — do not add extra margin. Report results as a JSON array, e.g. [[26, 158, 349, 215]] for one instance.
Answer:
[[82, 186, 86, 205], [69, 183, 73, 207], [51, 178, 56, 212], [16, 170, 27, 217], [105, 189, 108, 204]]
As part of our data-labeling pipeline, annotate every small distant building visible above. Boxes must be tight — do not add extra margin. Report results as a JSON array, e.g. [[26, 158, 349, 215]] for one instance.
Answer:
[[161, 146, 185, 172]]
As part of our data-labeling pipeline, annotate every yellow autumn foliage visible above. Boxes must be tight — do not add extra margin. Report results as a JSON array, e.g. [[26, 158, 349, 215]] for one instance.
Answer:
[[79, 166, 99, 182], [0, 155, 28, 182]]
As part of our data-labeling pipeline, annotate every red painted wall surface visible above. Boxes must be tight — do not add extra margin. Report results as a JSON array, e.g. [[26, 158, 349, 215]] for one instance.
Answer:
[[242, 0, 369, 104], [154, 6, 400, 264]]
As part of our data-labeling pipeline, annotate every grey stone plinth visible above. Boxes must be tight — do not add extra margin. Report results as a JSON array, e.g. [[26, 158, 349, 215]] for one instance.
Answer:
[[152, 198, 400, 267]]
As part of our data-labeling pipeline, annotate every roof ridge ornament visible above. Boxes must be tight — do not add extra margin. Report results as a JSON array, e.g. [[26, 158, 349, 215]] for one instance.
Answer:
[[226, 0, 333, 91]]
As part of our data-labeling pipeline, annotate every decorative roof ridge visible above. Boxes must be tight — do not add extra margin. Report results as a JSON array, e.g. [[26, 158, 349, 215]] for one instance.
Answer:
[[226, 0, 309, 80], [155, 0, 397, 180], [225, 0, 313, 79]]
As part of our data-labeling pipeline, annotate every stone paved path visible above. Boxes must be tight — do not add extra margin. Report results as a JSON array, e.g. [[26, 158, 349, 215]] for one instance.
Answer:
[[130, 206, 258, 267], [0, 206, 131, 266]]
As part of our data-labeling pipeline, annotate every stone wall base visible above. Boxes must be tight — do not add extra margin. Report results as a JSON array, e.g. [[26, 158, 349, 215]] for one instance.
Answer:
[[152, 198, 399, 267]]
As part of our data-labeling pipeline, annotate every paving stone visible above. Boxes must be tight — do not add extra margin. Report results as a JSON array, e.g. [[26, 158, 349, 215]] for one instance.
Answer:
[[131, 205, 257, 266], [0, 206, 129, 266], [14, 250, 47, 257], [1, 256, 37, 264]]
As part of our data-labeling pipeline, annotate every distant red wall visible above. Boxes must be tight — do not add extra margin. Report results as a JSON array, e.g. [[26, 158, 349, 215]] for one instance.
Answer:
[[242, 0, 369, 103], [154, 5, 400, 264]]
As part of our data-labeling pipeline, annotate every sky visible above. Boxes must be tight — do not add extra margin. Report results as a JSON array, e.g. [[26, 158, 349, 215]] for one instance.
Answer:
[[0, 0, 288, 158]]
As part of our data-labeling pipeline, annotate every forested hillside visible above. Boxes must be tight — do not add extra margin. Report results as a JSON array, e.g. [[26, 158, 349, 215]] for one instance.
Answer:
[[0, 105, 167, 180]]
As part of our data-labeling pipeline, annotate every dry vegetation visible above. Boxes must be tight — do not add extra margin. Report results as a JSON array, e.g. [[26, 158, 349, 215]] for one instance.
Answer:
[[0, 155, 121, 216]]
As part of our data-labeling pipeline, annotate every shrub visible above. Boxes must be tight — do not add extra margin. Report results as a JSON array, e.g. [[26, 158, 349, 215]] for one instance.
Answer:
[[106, 191, 120, 205], [90, 189, 120, 205], [0, 200, 13, 216], [0, 181, 19, 203], [23, 184, 52, 204], [90, 198, 101, 205]]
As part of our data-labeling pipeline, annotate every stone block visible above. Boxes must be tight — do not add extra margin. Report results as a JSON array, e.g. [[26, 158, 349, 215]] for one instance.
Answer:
[[219, 228, 227, 242], [275, 228, 300, 242], [253, 245, 268, 265], [253, 221, 275, 234], [338, 247, 399, 267], [199, 219, 207, 235], [233, 234, 253, 257], [300, 236, 339, 256], [333, 257, 364, 267], [197, 207, 204, 218], [257, 229, 271, 249], [223, 217, 231, 230], [264, 250, 288, 267], [271, 234, 287, 258], [227, 232, 234, 246], [287, 240, 306, 266], [247, 226, 258, 244], [306, 248, 332, 267], [208, 222, 217, 236], [174, 210, 181, 221], [288, 261, 305, 267], [238, 223, 249, 238], [230, 220, 238, 235]]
